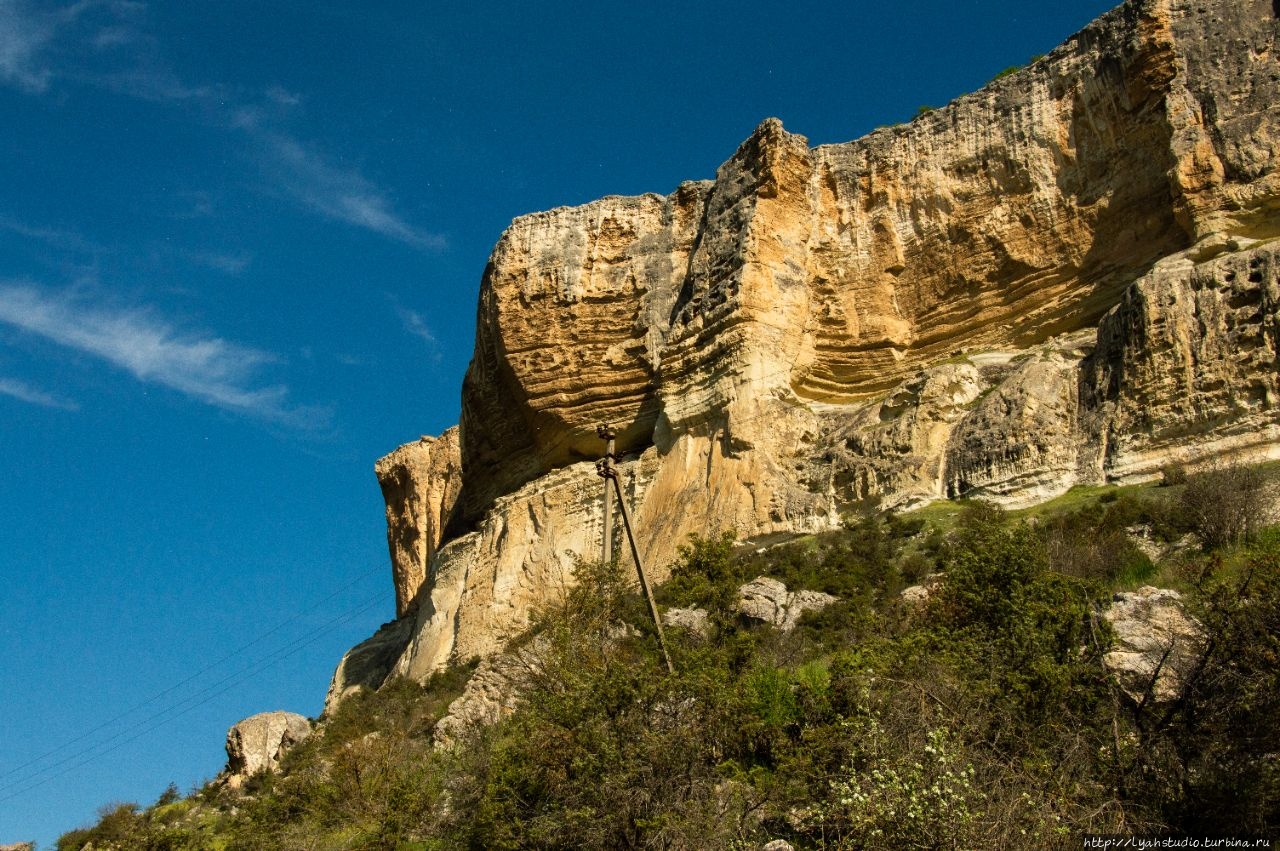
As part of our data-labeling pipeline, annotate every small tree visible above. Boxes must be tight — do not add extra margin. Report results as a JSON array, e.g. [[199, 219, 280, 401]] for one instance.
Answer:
[[1179, 461, 1268, 549]]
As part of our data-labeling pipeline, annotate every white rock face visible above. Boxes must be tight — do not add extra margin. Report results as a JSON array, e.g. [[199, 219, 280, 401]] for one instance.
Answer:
[[325, 617, 416, 712], [737, 577, 838, 632], [663, 606, 712, 638], [1103, 587, 1206, 703], [432, 651, 533, 747], [222, 711, 312, 789]]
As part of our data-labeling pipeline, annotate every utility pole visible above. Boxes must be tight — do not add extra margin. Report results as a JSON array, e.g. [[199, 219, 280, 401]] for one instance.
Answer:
[[596, 424, 675, 674], [597, 424, 615, 565]]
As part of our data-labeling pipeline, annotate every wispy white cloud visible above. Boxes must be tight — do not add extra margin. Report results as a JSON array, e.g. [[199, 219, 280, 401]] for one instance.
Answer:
[[0, 375, 77, 409], [98, 63, 213, 103], [185, 249, 251, 275], [0, 0, 144, 93], [0, 0, 56, 92], [0, 213, 101, 253], [333, 352, 369, 367], [390, 297, 442, 365], [0, 282, 327, 427], [396, 304, 437, 346], [90, 22, 133, 49], [3, 3, 444, 252], [264, 84, 300, 107], [261, 133, 446, 251]]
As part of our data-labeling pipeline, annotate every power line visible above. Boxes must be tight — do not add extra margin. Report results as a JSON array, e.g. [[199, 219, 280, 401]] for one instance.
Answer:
[[0, 570, 387, 802], [0, 590, 386, 803]]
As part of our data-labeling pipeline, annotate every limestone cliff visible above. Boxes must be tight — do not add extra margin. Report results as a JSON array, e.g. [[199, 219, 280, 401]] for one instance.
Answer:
[[375, 428, 462, 617], [330, 0, 1280, 705]]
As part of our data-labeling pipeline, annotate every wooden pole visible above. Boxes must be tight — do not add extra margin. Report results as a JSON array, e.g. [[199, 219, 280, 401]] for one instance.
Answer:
[[609, 472, 675, 675], [595, 425, 674, 674], [597, 424, 615, 565]]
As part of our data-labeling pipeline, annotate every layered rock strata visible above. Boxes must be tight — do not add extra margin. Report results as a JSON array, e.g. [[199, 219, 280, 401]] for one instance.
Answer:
[[330, 0, 1280, 704]]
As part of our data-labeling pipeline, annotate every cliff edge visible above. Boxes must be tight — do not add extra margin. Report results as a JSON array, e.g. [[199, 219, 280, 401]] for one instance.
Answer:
[[334, 0, 1280, 705]]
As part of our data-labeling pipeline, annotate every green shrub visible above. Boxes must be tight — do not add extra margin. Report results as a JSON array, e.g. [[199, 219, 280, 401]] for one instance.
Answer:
[[1161, 462, 1188, 486], [657, 530, 744, 613], [1139, 531, 1280, 833], [804, 726, 984, 848]]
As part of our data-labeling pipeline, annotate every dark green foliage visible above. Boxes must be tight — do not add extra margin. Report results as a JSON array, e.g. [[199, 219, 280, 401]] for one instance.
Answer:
[[56, 799, 201, 851], [656, 529, 745, 613], [934, 502, 1047, 631], [992, 55, 1043, 82], [444, 557, 772, 849], [747, 514, 921, 599], [56, 804, 144, 851], [1135, 530, 1280, 834], [1036, 491, 1168, 583]]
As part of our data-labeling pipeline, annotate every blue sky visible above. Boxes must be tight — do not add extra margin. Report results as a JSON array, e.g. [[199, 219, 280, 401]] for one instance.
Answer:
[[0, 0, 1116, 845]]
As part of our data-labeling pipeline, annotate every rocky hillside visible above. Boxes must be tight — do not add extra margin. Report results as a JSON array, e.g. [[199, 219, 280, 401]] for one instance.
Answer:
[[56, 477, 1280, 847], [333, 0, 1280, 700]]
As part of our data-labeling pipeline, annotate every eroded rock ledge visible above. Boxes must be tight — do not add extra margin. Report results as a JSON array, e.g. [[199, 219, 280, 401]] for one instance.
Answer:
[[375, 429, 462, 617], [330, 0, 1280, 707]]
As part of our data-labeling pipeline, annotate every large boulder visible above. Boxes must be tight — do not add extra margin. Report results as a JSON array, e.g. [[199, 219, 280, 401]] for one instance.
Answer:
[[1103, 586, 1206, 703], [663, 606, 712, 639], [222, 711, 312, 789]]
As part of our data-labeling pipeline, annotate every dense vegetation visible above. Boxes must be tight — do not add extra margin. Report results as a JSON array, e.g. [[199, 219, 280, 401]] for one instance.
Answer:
[[58, 464, 1280, 849]]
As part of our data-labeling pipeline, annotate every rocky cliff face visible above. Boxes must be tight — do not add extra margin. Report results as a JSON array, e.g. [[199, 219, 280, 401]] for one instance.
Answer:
[[375, 428, 462, 617], [331, 0, 1280, 705]]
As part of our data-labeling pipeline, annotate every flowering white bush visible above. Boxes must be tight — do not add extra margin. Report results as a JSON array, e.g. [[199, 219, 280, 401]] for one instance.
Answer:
[[805, 726, 982, 849]]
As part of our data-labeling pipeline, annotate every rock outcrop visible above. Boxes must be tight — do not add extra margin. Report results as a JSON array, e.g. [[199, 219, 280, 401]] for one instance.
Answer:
[[432, 649, 534, 747], [663, 606, 712, 638], [325, 617, 417, 707], [737, 577, 838, 631], [332, 0, 1280, 701], [376, 429, 462, 617], [1082, 246, 1280, 481], [1103, 586, 1206, 703], [222, 711, 312, 789]]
